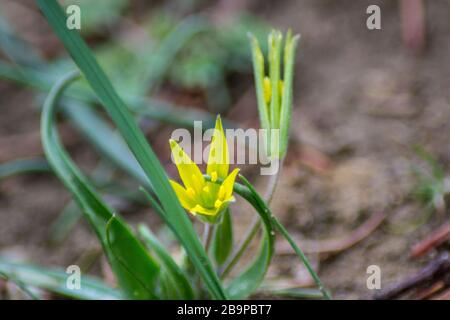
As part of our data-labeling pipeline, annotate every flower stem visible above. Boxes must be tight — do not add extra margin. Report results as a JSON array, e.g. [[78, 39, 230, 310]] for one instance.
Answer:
[[203, 223, 213, 253], [220, 159, 283, 278], [271, 217, 332, 300]]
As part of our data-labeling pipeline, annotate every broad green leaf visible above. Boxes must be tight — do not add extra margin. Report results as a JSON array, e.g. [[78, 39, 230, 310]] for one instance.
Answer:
[[139, 224, 195, 300], [36, 0, 226, 300], [106, 217, 161, 297], [212, 209, 233, 266], [41, 71, 160, 299], [0, 259, 121, 300]]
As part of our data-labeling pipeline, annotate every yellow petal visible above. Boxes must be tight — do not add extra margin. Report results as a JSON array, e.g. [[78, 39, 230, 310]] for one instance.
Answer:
[[190, 204, 219, 216], [170, 139, 205, 193], [207, 115, 229, 180], [214, 197, 235, 214], [220, 168, 240, 201], [169, 180, 196, 211]]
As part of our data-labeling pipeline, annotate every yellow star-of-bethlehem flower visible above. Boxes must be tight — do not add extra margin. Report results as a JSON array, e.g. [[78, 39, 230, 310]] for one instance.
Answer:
[[169, 116, 239, 221]]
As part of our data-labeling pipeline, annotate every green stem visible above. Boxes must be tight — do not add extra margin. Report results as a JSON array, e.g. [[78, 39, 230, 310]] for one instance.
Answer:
[[271, 217, 331, 300], [204, 173, 331, 299], [220, 159, 283, 278], [203, 223, 213, 253]]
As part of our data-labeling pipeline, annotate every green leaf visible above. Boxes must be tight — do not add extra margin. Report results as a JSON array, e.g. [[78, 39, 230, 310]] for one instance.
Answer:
[[0, 259, 122, 300], [36, 0, 226, 300], [248, 33, 270, 131], [225, 175, 275, 299], [230, 175, 331, 300], [138, 224, 195, 300], [268, 30, 282, 131], [279, 32, 300, 157], [63, 100, 151, 189], [106, 217, 161, 298], [212, 209, 233, 266], [0, 158, 50, 180], [61, 0, 128, 35], [258, 285, 324, 299], [41, 71, 160, 299], [144, 15, 209, 91]]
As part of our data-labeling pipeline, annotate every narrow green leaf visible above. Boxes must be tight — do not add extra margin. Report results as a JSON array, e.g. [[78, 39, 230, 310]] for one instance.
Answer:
[[63, 100, 151, 189], [41, 71, 160, 299], [231, 176, 331, 300], [259, 285, 324, 299], [248, 33, 270, 131], [279, 32, 300, 157], [212, 209, 233, 266], [145, 15, 209, 90], [225, 175, 275, 299], [0, 158, 50, 180], [268, 30, 282, 131], [36, 0, 226, 300], [0, 259, 122, 300], [138, 224, 195, 300]]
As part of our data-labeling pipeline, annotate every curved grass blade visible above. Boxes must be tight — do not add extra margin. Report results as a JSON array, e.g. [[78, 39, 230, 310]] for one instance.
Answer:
[[139, 224, 195, 300], [0, 259, 122, 300], [36, 0, 226, 300], [41, 71, 160, 299], [63, 100, 151, 189], [0, 158, 51, 180], [232, 175, 331, 300], [224, 175, 275, 299]]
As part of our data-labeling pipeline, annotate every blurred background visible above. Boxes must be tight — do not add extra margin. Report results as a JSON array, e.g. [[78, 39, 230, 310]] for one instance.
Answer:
[[0, 0, 449, 299]]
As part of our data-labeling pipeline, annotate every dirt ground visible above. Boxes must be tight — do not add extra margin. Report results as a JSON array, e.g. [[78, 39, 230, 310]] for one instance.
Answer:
[[1, 0, 449, 299]]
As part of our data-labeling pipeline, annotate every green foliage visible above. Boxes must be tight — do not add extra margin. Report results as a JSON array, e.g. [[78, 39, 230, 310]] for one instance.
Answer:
[[61, 0, 128, 34], [412, 145, 446, 211], [0, 0, 329, 301], [211, 209, 233, 266], [0, 259, 122, 300], [37, 0, 226, 300]]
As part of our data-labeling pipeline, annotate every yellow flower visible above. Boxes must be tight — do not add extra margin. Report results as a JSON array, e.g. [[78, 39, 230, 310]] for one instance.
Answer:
[[169, 115, 239, 222]]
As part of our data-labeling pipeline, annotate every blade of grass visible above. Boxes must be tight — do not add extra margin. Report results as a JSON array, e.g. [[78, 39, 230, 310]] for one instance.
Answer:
[[36, 0, 226, 299], [231, 175, 331, 300], [0, 158, 51, 180], [63, 100, 151, 189], [139, 224, 195, 300], [41, 71, 161, 299], [0, 259, 122, 300], [203, 174, 275, 299]]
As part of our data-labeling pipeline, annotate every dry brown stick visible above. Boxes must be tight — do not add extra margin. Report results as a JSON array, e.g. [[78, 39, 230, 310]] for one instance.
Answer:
[[399, 0, 426, 54], [277, 211, 387, 255], [414, 280, 445, 300], [374, 252, 450, 300], [431, 287, 450, 300], [410, 221, 450, 259]]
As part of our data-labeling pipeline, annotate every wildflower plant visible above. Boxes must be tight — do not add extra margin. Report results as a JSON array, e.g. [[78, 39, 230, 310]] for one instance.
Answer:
[[169, 116, 239, 223], [249, 30, 300, 159], [0, 0, 330, 300]]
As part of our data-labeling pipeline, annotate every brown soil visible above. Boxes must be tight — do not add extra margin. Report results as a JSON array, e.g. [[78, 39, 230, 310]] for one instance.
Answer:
[[1, 0, 449, 299]]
